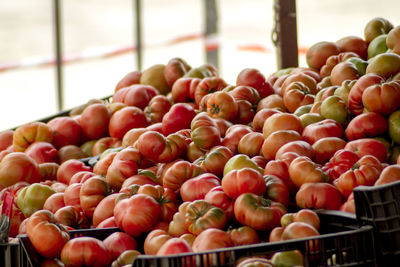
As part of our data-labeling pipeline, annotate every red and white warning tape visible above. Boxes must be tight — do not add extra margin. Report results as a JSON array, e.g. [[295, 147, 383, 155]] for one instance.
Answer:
[[0, 32, 308, 73]]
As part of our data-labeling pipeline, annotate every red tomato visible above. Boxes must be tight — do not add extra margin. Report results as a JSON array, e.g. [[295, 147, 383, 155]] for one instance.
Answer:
[[108, 106, 149, 140], [221, 124, 253, 154], [375, 164, 400, 185], [114, 193, 162, 237], [261, 130, 302, 161], [180, 173, 221, 202], [0, 152, 41, 187], [204, 186, 235, 222], [156, 237, 193, 255], [112, 84, 158, 109], [60, 236, 111, 267], [144, 229, 172, 255], [103, 232, 137, 261], [200, 145, 234, 177], [194, 76, 227, 105], [162, 103, 197, 136], [293, 208, 321, 230], [93, 152, 117, 177], [56, 159, 92, 185], [43, 192, 65, 214], [115, 70, 141, 92], [26, 210, 70, 259], [237, 132, 264, 157], [47, 116, 82, 148], [192, 228, 233, 254], [69, 171, 96, 185], [312, 137, 347, 165], [296, 182, 344, 210], [302, 119, 344, 145], [228, 225, 259, 246], [228, 85, 261, 106], [92, 193, 119, 227], [53, 205, 83, 228], [264, 175, 290, 207], [322, 149, 360, 182], [144, 94, 172, 124], [63, 183, 82, 210], [0, 130, 13, 151], [234, 193, 286, 231], [275, 140, 314, 161], [206, 91, 239, 121], [80, 176, 110, 218], [344, 138, 387, 163], [281, 221, 320, 241], [222, 168, 267, 199], [262, 112, 303, 139], [190, 112, 221, 151], [252, 108, 282, 132], [24, 142, 58, 164], [13, 122, 54, 152], [236, 68, 274, 98], [162, 160, 203, 191], [171, 77, 200, 103], [269, 226, 284, 242], [80, 103, 111, 140], [91, 137, 122, 156], [288, 156, 329, 187], [345, 112, 388, 141]]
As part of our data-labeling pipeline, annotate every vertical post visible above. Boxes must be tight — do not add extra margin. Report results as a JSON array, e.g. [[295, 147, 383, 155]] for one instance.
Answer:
[[53, 0, 64, 111], [272, 0, 298, 70], [134, 0, 143, 71], [204, 0, 219, 70]]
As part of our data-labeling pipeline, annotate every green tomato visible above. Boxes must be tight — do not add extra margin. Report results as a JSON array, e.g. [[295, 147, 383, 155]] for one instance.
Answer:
[[17, 183, 56, 217], [271, 250, 304, 267], [294, 104, 313, 117], [320, 95, 349, 125], [388, 110, 400, 144], [346, 57, 368, 76], [333, 79, 356, 107], [223, 154, 263, 176], [299, 113, 324, 129]]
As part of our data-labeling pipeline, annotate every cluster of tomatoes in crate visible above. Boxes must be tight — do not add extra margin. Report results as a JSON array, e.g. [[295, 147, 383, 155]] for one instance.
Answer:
[[0, 16, 400, 266]]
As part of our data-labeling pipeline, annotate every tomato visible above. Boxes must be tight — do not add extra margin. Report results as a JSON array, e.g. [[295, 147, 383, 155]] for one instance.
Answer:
[[288, 156, 329, 187], [275, 140, 314, 161], [170, 77, 199, 103], [234, 193, 286, 231], [162, 160, 203, 191], [46, 116, 82, 149], [57, 159, 92, 185], [261, 130, 302, 161], [362, 80, 400, 115], [180, 173, 220, 202], [236, 68, 274, 98], [17, 183, 56, 217], [168, 202, 190, 237], [79, 176, 110, 218], [312, 137, 347, 165], [93, 151, 117, 177], [252, 108, 282, 132], [264, 175, 290, 207], [80, 103, 111, 140], [340, 193, 356, 214], [164, 57, 192, 87], [24, 142, 58, 164], [269, 226, 284, 242], [281, 221, 319, 241], [345, 112, 388, 141], [206, 91, 239, 121], [115, 70, 141, 91], [204, 185, 235, 222], [296, 182, 344, 210], [271, 250, 304, 267], [194, 77, 227, 105], [137, 184, 178, 222], [190, 112, 221, 151], [185, 199, 227, 235], [283, 81, 316, 113], [53, 205, 84, 228], [111, 250, 141, 267], [222, 124, 253, 154], [92, 193, 119, 227], [13, 122, 54, 152], [60, 236, 111, 267], [156, 237, 193, 256], [320, 95, 349, 125], [236, 257, 274, 267], [388, 110, 400, 144], [137, 131, 188, 163], [43, 192, 65, 214], [0, 152, 41, 187], [322, 149, 360, 182], [228, 85, 261, 106], [103, 232, 137, 261], [302, 119, 344, 145], [162, 103, 197, 136], [228, 225, 259, 246], [375, 164, 400, 185], [108, 106, 149, 140], [262, 112, 303, 139], [293, 208, 321, 230], [91, 137, 121, 157], [192, 228, 233, 265], [348, 73, 384, 115], [0, 130, 13, 151], [143, 229, 172, 255], [112, 84, 158, 109], [114, 193, 161, 236], [96, 217, 117, 229], [105, 147, 141, 190], [68, 171, 95, 184], [143, 95, 172, 124], [121, 173, 159, 189], [334, 155, 383, 197], [63, 183, 82, 210], [222, 168, 266, 199], [344, 138, 387, 163], [26, 210, 70, 259], [200, 145, 234, 177]]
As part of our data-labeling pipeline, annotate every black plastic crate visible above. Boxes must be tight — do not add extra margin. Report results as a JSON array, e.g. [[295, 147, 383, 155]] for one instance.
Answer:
[[354, 180, 400, 265], [1, 242, 20, 267], [132, 210, 376, 267], [17, 211, 377, 267]]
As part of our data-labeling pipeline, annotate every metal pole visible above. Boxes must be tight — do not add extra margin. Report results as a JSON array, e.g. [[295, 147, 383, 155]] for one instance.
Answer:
[[272, 0, 299, 69], [134, 0, 143, 71], [53, 0, 64, 111], [204, 0, 219, 70]]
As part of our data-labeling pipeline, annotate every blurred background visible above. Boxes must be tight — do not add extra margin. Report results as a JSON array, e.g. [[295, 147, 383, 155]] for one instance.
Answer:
[[1, 0, 399, 130]]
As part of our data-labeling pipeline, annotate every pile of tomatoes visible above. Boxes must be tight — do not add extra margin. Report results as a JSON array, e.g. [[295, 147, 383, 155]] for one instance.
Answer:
[[1, 16, 400, 267]]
